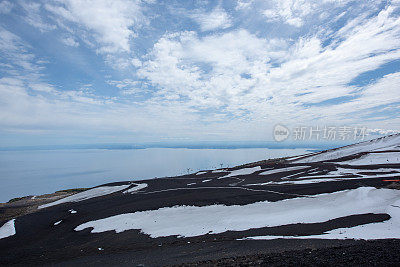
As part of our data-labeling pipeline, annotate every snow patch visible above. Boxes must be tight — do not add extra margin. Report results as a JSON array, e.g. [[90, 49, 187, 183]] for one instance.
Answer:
[[75, 187, 400, 239], [123, 183, 148, 194], [276, 173, 399, 185], [247, 172, 399, 186], [303, 167, 399, 178], [338, 152, 400, 165], [218, 166, 261, 179], [259, 166, 309, 176], [39, 184, 130, 209], [320, 167, 361, 177], [212, 169, 228, 173], [243, 198, 400, 240], [0, 219, 16, 240], [293, 134, 400, 163]]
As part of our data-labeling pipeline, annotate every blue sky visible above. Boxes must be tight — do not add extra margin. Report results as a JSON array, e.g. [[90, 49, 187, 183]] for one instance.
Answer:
[[0, 0, 400, 146]]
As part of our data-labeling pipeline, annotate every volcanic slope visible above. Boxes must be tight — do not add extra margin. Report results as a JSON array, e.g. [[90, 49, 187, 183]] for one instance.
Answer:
[[1, 134, 400, 266]]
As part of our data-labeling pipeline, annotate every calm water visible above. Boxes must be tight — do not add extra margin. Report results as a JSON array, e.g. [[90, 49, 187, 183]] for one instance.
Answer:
[[0, 148, 310, 202]]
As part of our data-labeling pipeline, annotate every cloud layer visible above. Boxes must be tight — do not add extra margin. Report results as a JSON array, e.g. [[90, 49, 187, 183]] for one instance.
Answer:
[[0, 0, 399, 144]]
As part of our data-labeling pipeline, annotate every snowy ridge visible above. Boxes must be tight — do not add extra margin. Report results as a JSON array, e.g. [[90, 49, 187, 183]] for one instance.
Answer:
[[292, 134, 400, 163], [337, 152, 400, 165], [39, 184, 131, 209], [249, 172, 400, 185]]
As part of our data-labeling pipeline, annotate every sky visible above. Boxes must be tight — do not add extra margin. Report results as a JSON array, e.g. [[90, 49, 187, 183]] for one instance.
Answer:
[[0, 0, 400, 146]]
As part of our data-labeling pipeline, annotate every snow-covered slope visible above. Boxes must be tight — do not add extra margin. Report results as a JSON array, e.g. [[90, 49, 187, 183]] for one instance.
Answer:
[[292, 134, 400, 163], [0, 219, 15, 240], [38, 184, 131, 209], [75, 187, 400, 238], [2, 134, 400, 266], [337, 152, 400, 165]]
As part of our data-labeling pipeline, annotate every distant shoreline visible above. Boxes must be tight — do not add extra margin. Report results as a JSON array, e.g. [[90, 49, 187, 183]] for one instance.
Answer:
[[0, 143, 338, 151]]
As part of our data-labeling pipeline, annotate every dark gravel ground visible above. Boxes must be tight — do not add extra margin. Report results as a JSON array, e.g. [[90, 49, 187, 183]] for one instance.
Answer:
[[179, 239, 400, 267], [0, 159, 399, 266]]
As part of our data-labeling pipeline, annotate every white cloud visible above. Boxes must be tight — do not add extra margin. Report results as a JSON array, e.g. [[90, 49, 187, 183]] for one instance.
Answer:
[[107, 79, 147, 95], [61, 36, 79, 47], [0, 28, 116, 132], [190, 7, 232, 31], [107, 79, 138, 89], [261, 0, 357, 27], [138, 29, 285, 111], [136, 5, 400, 133], [0, 1, 12, 14], [322, 72, 400, 118], [19, 1, 56, 32], [0, 1, 399, 141], [45, 0, 146, 53], [367, 128, 400, 136], [262, 0, 313, 27], [0, 27, 43, 76], [29, 83, 55, 93], [236, 0, 255, 10]]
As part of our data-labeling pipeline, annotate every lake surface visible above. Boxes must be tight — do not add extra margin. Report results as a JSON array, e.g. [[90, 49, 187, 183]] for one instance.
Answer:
[[0, 147, 310, 202]]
